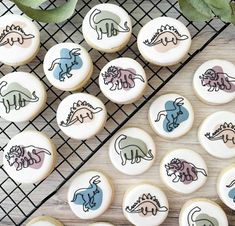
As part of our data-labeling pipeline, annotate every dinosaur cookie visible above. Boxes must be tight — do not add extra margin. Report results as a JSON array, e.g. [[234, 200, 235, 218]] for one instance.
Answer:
[[193, 59, 235, 105], [217, 164, 235, 210], [56, 93, 107, 140], [179, 198, 228, 226], [43, 43, 93, 91], [160, 149, 208, 194], [0, 72, 47, 122], [198, 111, 235, 159], [3, 130, 57, 184], [26, 216, 64, 226], [82, 3, 132, 53], [137, 17, 191, 66], [148, 93, 194, 139], [0, 14, 40, 66], [99, 58, 147, 104], [123, 183, 169, 226], [109, 127, 156, 175], [68, 171, 114, 219]]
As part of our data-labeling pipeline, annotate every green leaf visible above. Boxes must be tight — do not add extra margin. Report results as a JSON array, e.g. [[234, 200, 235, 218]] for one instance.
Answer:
[[204, 0, 232, 22], [13, 0, 78, 23], [179, 0, 214, 22], [13, 0, 48, 8], [230, 2, 235, 25]]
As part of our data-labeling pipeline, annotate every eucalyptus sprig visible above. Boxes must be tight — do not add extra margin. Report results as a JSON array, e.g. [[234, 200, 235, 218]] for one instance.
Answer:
[[179, 0, 235, 25]]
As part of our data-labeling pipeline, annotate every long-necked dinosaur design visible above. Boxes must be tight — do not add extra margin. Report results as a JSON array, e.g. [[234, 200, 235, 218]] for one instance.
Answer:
[[226, 180, 235, 203], [155, 97, 189, 132], [48, 48, 82, 82], [0, 81, 39, 113], [114, 134, 154, 166], [71, 175, 103, 212], [125, 193, 168, 216], [187, 206, 219, 226], [0, 24, 35, 47], [89, 9, 130, 40]]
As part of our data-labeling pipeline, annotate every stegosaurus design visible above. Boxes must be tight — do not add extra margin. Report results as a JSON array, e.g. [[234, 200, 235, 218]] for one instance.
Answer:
[[205, 122, 235, 144], [0, 24, 35, 47], [125, 193, 168, 216], [60, 100, 103, 127]]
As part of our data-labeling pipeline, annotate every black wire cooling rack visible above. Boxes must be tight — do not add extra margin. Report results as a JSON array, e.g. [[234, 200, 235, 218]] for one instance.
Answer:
[[0, 0, 229, 225]]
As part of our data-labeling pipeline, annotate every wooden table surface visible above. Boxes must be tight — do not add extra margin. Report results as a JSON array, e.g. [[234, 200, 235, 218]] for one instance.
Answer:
[[16, 24, 234, 226]]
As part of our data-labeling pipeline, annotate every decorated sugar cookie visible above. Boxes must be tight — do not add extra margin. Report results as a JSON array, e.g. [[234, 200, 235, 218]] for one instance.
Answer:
[[26, 216, 63, 226], [0, 14, 40, 66], [198, 111, 235, 159], [123, 184, 169, 226], [99, 58, 147, 104], [179, 198, 228, 226], [0, 72, 47, 122], [56, 93, 107, 140], [217, 164, 235, 210], [193, 59, 235, 105], [160, 149, 208, 194], [82, 3, 132, 53], [89, 223, 115, 226], [137, 17, 191, 66], [3, 131, 57, 184], [148, 93, 194, 139], [109, 127, 156, 175], [43, 43, 93, 91], [68, 171, 114, 219]]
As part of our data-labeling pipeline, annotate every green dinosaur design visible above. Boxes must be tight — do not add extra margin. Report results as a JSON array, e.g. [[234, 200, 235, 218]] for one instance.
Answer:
[[0, 81, 39, 113], [114, 134, 153, 165]]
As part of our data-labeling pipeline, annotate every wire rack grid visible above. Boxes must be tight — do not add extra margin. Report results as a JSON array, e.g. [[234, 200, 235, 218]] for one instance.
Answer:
[[0, 0, 229, 225]]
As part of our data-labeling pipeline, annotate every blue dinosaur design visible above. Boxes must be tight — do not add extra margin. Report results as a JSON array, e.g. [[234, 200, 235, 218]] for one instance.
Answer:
[[226, 180, 235, 202], [48, 48, 83, 82], [155, 97, 189, 132], [71, 175, 103, 212]]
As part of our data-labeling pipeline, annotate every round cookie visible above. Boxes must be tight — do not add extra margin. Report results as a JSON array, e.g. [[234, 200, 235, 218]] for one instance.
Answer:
[[217, 164, 235, 210], [0, 14, 40, 66], [3, 130, 57, 184], [193, 59, 235, 105], [82, 3, 132, 53], [43, 43, 93, 91], [137, 17, 191, 66], [56, 93, 107, 140], [148, 93, 194, 139], [198, 111, 235, 159], [160, 149, 208, 194], [89, 223, 114, 226], [179, 198, 228, 226], [26, 216, 63, 226], [99, 58, 147, 104], [0, 72, 47, 122], [123, 183, 169, 226], [68, 171, 114, 219], [109, 127, 156, 175]]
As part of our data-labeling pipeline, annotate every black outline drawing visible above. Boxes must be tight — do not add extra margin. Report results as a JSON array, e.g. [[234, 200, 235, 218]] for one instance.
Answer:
[[226, 180, 235, 202], [71, 175, 102, 212], [114, 134, 153, 165], [60, 100, 103, 127], [125, 193, 168, 216], [199, 68, 235, 92], [155, 97, 184, 132], [0, 81, 39, 113], [143, 24, 188, 47], [48, 48, 81, 82], [0, 24, 35, 47], [89, 9, 130, 40], [187, 206, 219, 226], [205, 122, 235, 144], [165, 158, 207, 183], [5, 145, 51, 171], [102, 66, 145, 91]]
